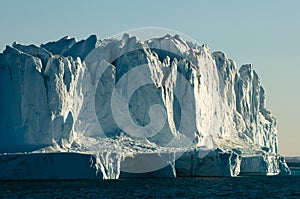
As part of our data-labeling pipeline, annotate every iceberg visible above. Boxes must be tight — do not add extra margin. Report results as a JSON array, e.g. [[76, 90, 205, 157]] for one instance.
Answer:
[[0, 32, 290, 179]]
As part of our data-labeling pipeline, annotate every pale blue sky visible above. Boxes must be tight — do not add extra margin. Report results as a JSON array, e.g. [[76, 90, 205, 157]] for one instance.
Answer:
[[1, 0, 299, 156]]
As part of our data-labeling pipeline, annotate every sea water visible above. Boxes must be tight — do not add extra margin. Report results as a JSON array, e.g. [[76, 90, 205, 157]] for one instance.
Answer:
[[1, 172, 300, 198]]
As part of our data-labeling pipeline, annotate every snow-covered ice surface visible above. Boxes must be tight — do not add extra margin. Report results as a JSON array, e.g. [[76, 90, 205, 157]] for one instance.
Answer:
[[0, 32, 290, 179]]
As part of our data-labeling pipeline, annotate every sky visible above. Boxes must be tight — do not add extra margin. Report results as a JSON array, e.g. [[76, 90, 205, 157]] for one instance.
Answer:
[[0, 0, 299, 156]]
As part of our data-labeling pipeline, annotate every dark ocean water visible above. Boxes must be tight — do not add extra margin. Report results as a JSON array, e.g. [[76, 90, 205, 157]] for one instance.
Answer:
[[1, 172, 300, 199]]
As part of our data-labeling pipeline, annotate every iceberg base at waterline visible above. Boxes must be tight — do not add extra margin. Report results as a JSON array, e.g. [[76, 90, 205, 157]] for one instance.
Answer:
[[0, 148, 290, 180]]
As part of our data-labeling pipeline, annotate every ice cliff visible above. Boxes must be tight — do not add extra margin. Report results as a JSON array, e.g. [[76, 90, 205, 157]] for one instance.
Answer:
[[0, 33, 290, 179]]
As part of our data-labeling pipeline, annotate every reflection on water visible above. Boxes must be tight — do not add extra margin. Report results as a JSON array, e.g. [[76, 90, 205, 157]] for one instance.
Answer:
[[1, 173, 300, 198]]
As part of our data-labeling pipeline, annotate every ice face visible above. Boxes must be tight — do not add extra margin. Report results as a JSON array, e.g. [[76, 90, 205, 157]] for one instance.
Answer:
[[0, 46, 51, 152], [0, 32, 289, 177]]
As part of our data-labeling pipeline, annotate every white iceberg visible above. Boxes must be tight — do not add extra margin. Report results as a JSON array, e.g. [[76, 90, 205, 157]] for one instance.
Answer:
[[0, 33, 290, 179]]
